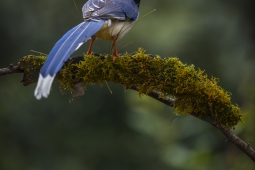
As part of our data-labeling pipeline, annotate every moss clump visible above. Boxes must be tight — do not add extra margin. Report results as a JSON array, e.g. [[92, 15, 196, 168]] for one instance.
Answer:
[[20, 48, 242, 128], [19, 55, 46, 86]]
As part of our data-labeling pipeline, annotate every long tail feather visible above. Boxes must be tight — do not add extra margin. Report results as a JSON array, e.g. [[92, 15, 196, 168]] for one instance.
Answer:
[[34, 19, 105, 99]]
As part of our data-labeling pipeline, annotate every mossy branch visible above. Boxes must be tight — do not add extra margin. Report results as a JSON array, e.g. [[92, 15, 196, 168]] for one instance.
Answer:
[[0, 48, 254, 161]]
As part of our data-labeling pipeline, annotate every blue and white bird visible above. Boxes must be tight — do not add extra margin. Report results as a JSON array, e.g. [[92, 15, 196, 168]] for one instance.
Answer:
[[34, 0, 141, 99]]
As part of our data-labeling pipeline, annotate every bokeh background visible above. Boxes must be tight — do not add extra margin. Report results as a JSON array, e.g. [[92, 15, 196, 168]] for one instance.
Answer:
[[1, 0, 255, 169]]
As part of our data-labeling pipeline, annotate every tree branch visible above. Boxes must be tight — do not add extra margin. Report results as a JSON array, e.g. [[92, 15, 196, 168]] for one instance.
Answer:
[[0, 64, 23, 76], [129, 88, 255, 162], [1, 50, 254, 162]]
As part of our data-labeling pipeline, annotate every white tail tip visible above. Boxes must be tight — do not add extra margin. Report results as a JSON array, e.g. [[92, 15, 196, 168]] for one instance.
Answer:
[[34, 74, 55, 100]]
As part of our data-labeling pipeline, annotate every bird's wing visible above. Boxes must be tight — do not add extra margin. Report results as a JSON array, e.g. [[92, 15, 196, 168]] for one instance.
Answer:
[[83, 0, 139, 21], [34, 19, 105, 99]]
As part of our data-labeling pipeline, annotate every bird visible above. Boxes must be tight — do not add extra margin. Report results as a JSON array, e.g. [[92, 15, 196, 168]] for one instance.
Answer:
[[34, 0, 141, 100]]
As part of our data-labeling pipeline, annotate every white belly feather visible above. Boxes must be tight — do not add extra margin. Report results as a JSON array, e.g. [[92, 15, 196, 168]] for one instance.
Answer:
[[94, 20, 133, 41]]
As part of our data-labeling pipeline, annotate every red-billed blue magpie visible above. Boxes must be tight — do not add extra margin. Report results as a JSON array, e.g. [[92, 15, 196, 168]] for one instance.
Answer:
[[34, 0, 141, 99]]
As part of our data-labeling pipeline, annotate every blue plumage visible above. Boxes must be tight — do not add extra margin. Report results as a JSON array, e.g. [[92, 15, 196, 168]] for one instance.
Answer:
[[35, 0, 140, 99], [40, 20, 105, 77]]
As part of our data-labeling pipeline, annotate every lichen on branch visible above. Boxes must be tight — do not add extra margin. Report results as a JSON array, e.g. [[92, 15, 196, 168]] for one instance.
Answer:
[[19, 48, 242, 128]]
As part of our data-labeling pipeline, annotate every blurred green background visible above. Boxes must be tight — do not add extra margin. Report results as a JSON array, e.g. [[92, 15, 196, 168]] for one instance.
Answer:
[[1, 0, 255, 169]]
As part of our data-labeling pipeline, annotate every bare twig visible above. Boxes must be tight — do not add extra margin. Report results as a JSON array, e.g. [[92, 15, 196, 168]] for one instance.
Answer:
[[0, 64, 23, 76]]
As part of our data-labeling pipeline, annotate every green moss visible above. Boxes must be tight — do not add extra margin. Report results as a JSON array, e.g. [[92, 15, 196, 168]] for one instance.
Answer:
[[19, 55, 46, 86], [20, 48, 242, 128]]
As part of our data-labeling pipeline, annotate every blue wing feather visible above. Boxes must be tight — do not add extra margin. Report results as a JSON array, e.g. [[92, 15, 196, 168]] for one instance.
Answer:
[[82, 0, 139, 21], [40, 19, 106, 77]]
